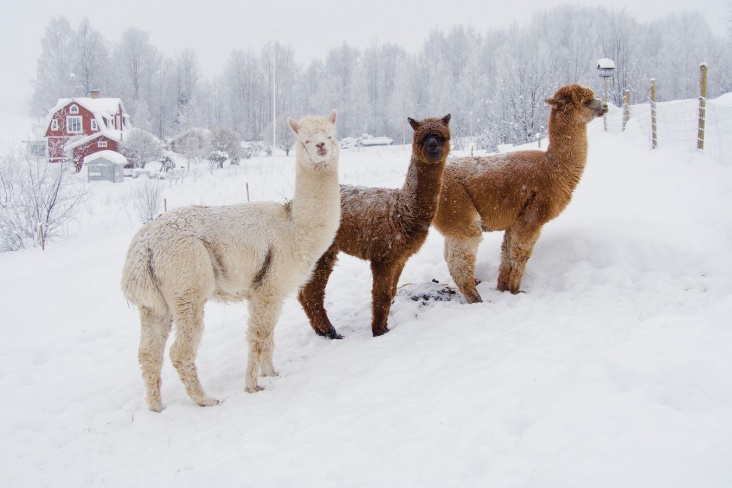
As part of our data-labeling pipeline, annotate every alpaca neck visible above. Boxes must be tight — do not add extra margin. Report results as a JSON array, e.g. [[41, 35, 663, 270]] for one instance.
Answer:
[[291, 161, 339, 223], [399, 155, 446, 224], [546, 116, 589, 182]]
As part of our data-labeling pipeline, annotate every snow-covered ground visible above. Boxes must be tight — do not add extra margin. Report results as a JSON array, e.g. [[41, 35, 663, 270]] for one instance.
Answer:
[[1, 119, 731, 487]]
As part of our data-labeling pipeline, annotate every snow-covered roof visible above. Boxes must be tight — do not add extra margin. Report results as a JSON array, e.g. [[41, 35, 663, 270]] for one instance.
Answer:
[[48, 97, 125, 118], [84, 150, 128, 166], [45, 97, 130, 135], [597, 58, 615, 69], [65, 130, 124, 150]]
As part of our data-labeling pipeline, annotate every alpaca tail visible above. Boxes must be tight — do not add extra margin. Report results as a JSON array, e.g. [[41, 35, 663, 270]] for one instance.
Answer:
[[121, 232, 167, 312]]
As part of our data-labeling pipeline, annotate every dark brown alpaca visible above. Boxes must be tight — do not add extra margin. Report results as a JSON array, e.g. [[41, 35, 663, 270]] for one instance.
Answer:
[[432, 84, 607, 303], [299, 114, 452, 338]]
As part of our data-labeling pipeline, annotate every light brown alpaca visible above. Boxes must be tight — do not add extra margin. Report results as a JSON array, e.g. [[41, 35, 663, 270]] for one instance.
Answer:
[[432, 84, 607, 303], [299, 115, 451, 338], [121, 111, 341, 411]]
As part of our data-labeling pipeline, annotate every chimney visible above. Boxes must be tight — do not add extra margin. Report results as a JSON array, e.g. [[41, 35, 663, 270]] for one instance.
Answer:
[[90, 90, 100, 99]]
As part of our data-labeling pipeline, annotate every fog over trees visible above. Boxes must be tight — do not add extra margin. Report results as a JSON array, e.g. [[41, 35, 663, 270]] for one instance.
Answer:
[[31, 5, 732, 151]]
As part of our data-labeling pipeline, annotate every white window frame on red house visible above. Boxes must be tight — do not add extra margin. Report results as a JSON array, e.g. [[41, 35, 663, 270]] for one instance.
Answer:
[[98, 140, 107, 148], [69, 104, 79, 114], [91, 119, 98, 131], [51, 119, 58, 131], [67, 116, 82, 133]]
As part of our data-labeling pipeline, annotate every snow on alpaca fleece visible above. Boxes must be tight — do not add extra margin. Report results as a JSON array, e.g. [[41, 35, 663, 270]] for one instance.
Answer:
[[120, 111, 341, 412], [299, 115, 451, 338], [433, 85, 608, 302]]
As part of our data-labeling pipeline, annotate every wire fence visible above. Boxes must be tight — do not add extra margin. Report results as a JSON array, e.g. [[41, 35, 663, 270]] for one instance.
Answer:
[[605, 96, 732, 166]]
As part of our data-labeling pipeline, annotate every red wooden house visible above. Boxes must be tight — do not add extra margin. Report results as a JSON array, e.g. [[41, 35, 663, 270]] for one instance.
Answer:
[[44, 90, 129, 170]]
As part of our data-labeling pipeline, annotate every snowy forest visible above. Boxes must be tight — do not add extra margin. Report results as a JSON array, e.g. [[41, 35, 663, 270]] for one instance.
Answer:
[[31, 5, 732, 151]]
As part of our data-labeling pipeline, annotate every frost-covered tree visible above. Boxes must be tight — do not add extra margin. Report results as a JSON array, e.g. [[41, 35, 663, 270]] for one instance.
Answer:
[[119, 128, 164, 169], [31, 17, 77, 117], [260, 114, 297, 156], [479, 24, 556, 150], [224, 48, 264, 139], [209, 127, 242, 164], [72, 18, 110, 96]]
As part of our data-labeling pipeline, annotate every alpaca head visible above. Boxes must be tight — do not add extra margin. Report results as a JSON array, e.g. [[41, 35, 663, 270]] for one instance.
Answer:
[[288, 110, 339, 169], [407, 114, 451, 164], [545, 85, 608, 124]]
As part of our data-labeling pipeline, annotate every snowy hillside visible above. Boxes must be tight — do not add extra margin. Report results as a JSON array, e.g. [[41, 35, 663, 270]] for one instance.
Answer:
[[1, 119, 731, 487]]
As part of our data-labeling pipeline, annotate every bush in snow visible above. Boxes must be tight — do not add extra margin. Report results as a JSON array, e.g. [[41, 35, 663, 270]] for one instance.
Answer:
[[0, 150, 88, 252], [119, 128, 164, 169]]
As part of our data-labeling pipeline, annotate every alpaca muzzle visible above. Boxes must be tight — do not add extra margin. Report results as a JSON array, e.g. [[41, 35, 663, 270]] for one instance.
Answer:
[[424, 138, 443, 161], [590, 98, 608, 117]]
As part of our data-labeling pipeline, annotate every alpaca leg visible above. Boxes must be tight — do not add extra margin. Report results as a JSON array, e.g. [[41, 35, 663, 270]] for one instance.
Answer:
[[245, 294, 284, 392], [138, 306, 172, 412], [497, 224, 542, 294], [444, 235, 483, 303], [497, 231, 513, 292], [259, 328, 278, 378], [169, 298, 219, 408], [298, 247, 342, 339], [390, 260, 406, 297], [371, 261, 398, 336]]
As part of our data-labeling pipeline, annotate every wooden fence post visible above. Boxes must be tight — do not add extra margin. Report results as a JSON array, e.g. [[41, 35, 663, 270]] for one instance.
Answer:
[[622, 89, 631, 131], [650, 79, 657, 149], [38, 222, 45, 251], [697, 63, 708, 150]]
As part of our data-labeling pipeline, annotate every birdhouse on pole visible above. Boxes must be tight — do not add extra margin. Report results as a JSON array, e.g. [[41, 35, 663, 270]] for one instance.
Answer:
[[597, 58, 615, 78]]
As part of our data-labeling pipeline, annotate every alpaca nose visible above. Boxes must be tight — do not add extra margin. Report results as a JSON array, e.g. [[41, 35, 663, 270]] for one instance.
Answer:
[[316, 142, 325, 150]]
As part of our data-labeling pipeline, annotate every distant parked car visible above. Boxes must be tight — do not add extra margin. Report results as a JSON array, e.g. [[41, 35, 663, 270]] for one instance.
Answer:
[[340, 137, 357, 149], [358, 134, 394, 147]]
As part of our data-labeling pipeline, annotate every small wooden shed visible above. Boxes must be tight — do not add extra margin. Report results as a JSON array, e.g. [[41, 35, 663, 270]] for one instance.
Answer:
[[85, 150, 127, 183]]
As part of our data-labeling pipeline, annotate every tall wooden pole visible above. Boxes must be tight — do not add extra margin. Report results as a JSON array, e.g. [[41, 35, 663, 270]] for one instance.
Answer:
[[603, 77, 609, 132], [697, 63, 708, 150], [650, 79, 657, 149]]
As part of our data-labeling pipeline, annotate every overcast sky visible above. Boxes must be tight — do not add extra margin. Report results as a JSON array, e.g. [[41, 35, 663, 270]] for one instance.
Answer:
[[0, 0, 728, 123]]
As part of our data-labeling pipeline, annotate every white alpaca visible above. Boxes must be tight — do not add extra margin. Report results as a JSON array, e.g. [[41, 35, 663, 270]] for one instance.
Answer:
[[121, 111, 340, 412]]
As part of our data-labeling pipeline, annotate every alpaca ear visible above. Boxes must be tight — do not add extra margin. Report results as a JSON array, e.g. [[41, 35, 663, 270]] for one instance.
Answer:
[[288, 118, 299, 134], [328, 109, 337, 124], [441, 114, 451, 125], [545, 97, 567, 109], [408, 117, 420, 130]]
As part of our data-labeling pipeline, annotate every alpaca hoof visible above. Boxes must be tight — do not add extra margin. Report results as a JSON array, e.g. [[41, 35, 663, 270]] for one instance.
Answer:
[[464, 292, 483, 304], [147, 399, 164, 413], [197, 397, 220, 407], [245, 385, 265, 393], [372, 327, 390, 337], [497, 283, 522, 295], [316, 326, 343, 340]]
